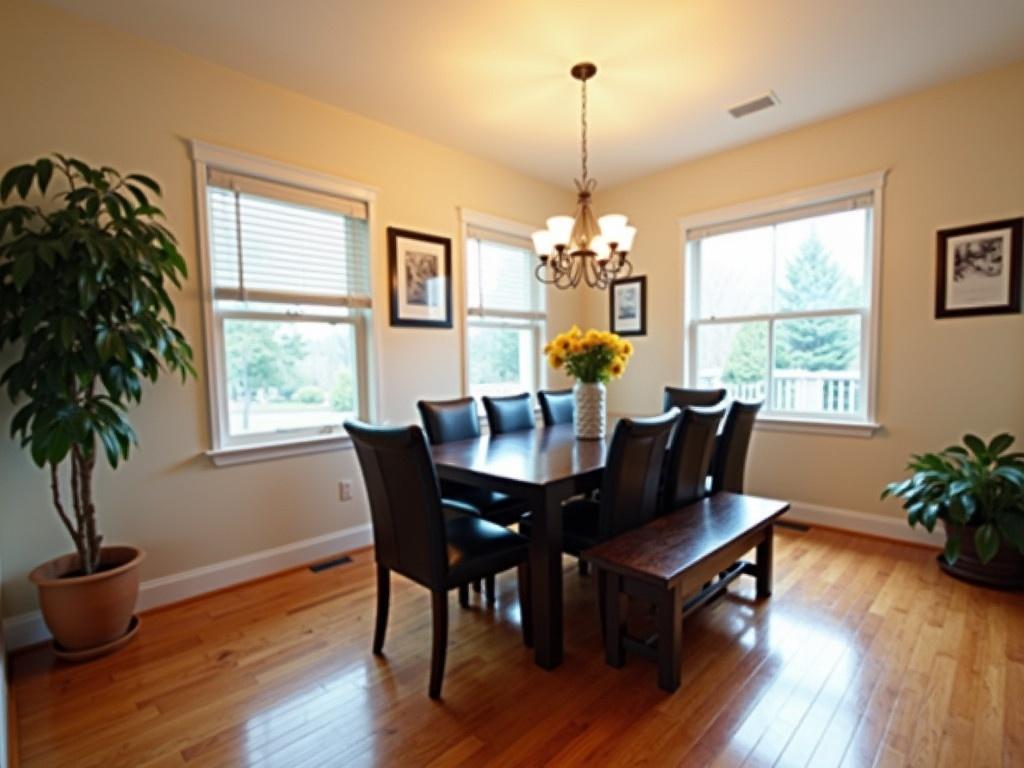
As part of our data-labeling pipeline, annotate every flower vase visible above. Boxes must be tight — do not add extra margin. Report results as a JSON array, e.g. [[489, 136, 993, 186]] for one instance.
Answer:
[[574, 381, 606, 440]]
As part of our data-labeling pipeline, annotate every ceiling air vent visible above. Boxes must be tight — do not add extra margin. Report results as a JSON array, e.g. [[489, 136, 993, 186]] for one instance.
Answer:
[[728, 91, 779, 119]]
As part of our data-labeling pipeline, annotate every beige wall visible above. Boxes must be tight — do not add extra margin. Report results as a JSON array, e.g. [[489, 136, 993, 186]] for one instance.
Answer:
[[0, 0, 577, 618], [583, 60, 1024, 519]]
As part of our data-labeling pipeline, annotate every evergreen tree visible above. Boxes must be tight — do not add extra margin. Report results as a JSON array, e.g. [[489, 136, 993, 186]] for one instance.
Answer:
[[775, 233, 858, 371], [722, 323, 767, 384]]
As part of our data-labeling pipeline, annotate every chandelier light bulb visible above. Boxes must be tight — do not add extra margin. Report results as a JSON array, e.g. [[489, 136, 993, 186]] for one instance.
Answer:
[[598, 214, 628, 244], [546, 216, 575, 248], [532, 230, 555, 256], [618, 225, 637, 253]]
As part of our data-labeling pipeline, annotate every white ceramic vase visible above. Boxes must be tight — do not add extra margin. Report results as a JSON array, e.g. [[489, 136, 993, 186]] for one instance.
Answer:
[[574, 381, 606, 440]]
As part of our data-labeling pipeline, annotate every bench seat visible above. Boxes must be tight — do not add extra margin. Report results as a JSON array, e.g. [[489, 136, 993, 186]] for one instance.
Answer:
[[583, 492, 790, 692]]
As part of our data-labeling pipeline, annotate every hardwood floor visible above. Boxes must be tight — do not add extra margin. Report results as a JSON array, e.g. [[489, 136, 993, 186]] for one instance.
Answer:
[[9, 527, 1024, 767]]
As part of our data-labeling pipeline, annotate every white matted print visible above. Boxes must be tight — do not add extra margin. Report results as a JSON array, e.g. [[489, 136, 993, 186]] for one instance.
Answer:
[[388, 227, 452, 328], [610, 276, 646, 336], [936, 219, 1022, 318]]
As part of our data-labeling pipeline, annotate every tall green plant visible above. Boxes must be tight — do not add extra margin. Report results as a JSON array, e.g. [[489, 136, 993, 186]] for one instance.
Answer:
[[882, 434, 1024, 564], [0, 155, 195, 574]]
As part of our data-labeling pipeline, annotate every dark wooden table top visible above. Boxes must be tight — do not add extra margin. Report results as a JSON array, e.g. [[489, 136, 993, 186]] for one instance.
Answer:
[[584, 493, 790, 584], [430, 423, 609, 487]]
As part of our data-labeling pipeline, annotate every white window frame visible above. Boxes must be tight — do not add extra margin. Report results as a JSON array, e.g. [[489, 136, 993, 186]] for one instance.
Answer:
[[191, 140, 380, 466], [679, 170, 887, 438], [458, 208, 547, 408]]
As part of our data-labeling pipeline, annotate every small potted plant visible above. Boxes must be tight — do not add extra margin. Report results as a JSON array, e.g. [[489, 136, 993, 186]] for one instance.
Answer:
[[544, 325, 633, 440], [882, 433, 1024, 589], [0, 155, 194, 659]]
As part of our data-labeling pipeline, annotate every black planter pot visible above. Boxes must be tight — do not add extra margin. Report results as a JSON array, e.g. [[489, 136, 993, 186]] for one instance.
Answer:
[[937, 520, 1024, 590]]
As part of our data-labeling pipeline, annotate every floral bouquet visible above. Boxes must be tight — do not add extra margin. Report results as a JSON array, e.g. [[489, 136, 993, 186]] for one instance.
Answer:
[[543, 325, 633, 382]]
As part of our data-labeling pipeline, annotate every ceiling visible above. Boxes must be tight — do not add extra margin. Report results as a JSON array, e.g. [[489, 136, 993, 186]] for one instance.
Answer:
[[39, 0, 1024, 188]]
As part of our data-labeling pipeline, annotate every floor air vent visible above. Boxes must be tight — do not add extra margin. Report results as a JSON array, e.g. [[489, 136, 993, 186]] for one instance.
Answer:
[[310, 555, 353, 573]]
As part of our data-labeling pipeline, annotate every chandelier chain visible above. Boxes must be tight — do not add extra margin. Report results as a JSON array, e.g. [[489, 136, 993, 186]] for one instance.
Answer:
[[580, 77, 588, 185]]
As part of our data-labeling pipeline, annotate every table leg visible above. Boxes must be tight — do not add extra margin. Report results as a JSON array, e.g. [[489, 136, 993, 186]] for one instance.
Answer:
[[756, 526, 774, 599], [656, 586, 682, 693], [529, 488, 563, 669], [602, 570, 625, 668]]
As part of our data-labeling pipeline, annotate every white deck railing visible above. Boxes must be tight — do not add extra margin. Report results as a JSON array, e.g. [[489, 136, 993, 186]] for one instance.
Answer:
[[698, 370, 860, 415]]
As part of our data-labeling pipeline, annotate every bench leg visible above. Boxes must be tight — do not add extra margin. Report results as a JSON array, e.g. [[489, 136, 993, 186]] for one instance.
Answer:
[[601, 570, 625, 668], [656, 586, 682, 693], [756, 526, 774, 599]]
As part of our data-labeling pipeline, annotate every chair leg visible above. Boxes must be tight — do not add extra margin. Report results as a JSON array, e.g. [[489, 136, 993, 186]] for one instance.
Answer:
[[429, 590, 448, 699], [603, 571, 625, 668], [472, 579, 482, 594], [458, 583, 470, 608], [373, 564, 389, 655], [517, 563, 533, 648], [578, 559, 590, 577], [485, 575, 496, 604]]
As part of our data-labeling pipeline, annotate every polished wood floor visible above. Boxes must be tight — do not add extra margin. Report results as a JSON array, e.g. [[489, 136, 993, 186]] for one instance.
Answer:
[[9, 527, 1024, 767]]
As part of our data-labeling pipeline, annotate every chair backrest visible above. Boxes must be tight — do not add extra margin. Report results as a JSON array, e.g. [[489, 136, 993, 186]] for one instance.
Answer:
[[537, 388, 574, 427], [662, 406, 726, 514], [345, 420, 446, 589], [599, 409, 680, 540], [417, 397, 481, 445], [482, 393, 536, 434], [663, 386, 727, 412], [710, 400, 763, 493]]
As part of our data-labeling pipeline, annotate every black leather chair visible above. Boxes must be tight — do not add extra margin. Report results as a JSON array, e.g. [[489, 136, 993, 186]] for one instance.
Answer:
[[537, 388, 574, 427], [482, 393, 536, 434], [662, 406, 726, 514], [417, 397, 530, 527], [710, 400, 763, 493], [345, 420, 532, 699], [662, 386, 727, 412], [521, 409, 679, 569], [417, 397, 531, 601]]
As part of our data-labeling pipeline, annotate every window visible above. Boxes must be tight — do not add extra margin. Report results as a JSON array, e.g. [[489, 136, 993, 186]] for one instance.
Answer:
[[194, 143, 375, 460], [463, 216, 546, 400], [683, 173, 884, 431]]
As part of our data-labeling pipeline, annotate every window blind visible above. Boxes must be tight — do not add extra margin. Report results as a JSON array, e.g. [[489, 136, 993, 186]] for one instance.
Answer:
[[206, 168, 371, 307], [466, 227, 543, 319], [686, 191, 873, 241]]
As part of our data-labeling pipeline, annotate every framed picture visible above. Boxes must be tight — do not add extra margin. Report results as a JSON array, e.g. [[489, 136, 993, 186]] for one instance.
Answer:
[[610, 276, 647, 336], [388, 227, 453, 328], [935, 218, 1022, 318]]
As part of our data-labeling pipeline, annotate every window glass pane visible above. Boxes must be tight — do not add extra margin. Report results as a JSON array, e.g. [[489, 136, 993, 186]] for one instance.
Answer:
[[772, 315, 862, 416], [696, 322, 768, 403], [223, 318, 358, 437], [697, 227, 773, 319], [774, 208, 867, 311], [467, 323, 537, 399], [467, 239, 539, 313]]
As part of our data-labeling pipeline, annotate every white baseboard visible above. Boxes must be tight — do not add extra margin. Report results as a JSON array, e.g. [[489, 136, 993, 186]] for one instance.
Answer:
[[2, 523, 372, 651], [785, 501, 944, 548]]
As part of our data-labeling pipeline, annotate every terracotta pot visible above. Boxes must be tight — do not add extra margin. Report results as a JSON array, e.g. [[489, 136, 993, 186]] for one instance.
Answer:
[[938, 520, 1024, 590], [29, 545, 144, 652]]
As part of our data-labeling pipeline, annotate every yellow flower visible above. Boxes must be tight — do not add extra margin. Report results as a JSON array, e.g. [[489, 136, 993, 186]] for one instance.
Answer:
[[568, 324, 582, 339], [609, 358, 625, 378], [584, 329, 602, 343], [543, 342, 553, 355], [619, 340, 633, 357], [569, 339, 583, 354], [548, 352, 565, 369]]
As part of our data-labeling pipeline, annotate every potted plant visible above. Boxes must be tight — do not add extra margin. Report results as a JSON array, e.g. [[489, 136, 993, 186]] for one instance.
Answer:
[[0, 155, 194, 658], [882, 433, 1024, 589], [544, 325, 633, 440]]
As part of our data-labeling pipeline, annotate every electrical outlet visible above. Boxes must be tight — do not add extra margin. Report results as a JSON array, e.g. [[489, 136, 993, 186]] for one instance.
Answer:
[[338, 480, 353, 502]]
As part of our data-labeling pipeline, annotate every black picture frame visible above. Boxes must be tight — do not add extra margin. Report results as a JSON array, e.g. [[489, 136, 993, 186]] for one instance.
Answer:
[[609, 275, 647, 337], [935, 218, 1022, 319], [387, 227, 453, 328]]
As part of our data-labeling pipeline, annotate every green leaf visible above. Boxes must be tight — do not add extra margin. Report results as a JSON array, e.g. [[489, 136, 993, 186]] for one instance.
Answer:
[[974, 523, 1000, 564], [35, 158, 53, 194], [963, 434, 988, 461], [12, 254, 34, 290], [995, 513, 1024, 554], [943, 535, 961, 565], [126, 173, 161, 195], [15, 165, 34, 198], [988, 433, 1015, 457]]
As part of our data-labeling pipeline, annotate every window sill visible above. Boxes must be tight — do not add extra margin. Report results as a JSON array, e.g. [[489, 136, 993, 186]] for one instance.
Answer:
[[206, 432, 354, 467], [754, 416, 880, 438]]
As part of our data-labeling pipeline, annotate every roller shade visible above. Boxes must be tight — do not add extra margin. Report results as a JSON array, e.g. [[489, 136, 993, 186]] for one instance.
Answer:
[[207, 168, 371, 307], [466, 227, 543, 319], [686, 191, 874, 241]]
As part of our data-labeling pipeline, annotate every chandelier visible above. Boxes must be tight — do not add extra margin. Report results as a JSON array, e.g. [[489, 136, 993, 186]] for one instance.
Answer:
[[533, 62, 635, 290]]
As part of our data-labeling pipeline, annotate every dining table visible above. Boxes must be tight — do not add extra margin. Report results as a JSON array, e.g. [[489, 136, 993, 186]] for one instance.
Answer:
[[430, 422, 608, 669]]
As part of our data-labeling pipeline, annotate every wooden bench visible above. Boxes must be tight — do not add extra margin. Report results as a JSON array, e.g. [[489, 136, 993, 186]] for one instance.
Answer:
[[583, 492, 790, 692]]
